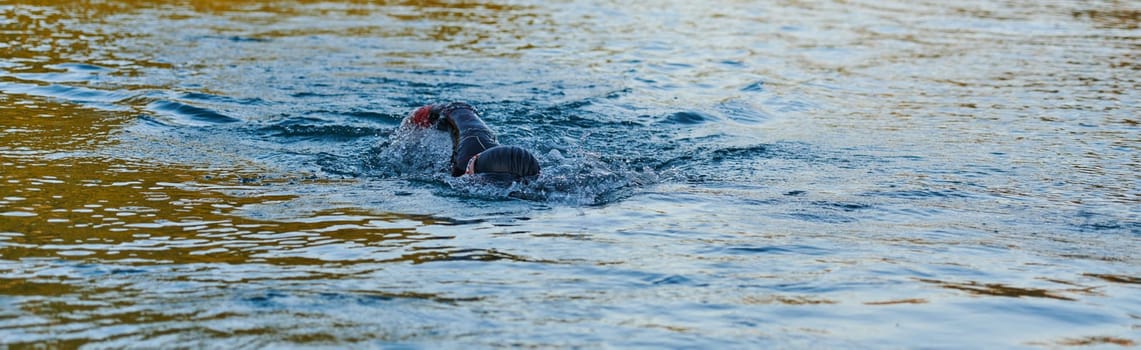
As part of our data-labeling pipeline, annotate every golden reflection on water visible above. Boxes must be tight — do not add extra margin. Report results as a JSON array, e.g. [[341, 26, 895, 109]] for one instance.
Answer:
[[0, 6, 554, 332], [3, 0, 543, 68], [0, 0, 529, 269], [0, 94, 449, 266], [0, 87, 480, 343], [915, 278, 1103, 301]]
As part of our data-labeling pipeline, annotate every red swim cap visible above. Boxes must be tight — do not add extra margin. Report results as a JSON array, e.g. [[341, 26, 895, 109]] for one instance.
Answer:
[[407, 105, 433, 128]]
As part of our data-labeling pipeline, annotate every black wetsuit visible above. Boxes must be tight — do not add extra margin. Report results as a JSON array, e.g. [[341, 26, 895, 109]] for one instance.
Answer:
[[409, 102, 540, 181]]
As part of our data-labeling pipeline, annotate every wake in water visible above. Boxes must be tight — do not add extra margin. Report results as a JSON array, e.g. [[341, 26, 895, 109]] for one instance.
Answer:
[[356, 116, 658, 206]]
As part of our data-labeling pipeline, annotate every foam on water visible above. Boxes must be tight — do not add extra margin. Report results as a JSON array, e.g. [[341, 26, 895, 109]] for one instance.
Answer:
[[350, 121, 659, 206]]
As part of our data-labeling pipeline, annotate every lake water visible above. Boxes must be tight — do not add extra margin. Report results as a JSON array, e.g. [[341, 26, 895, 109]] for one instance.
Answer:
[[1, 0, 1138, 348]]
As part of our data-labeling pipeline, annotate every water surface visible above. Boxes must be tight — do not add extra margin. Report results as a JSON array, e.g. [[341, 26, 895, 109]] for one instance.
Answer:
[[1, 0, 1138, 348]]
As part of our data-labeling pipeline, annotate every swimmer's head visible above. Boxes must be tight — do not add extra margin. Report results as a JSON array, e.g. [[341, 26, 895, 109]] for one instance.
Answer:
[[467, 145, 540, 184], [404, 104, 435, 128]]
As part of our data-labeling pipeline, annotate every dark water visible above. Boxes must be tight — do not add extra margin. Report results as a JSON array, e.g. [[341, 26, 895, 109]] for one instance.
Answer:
[[1, 0, 1138, 348]]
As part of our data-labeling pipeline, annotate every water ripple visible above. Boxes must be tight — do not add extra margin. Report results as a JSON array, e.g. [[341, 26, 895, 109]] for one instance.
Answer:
[[1, 0, 1138, 348]]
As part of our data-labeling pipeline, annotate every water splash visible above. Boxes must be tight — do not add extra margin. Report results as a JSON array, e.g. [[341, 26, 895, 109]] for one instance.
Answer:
[[353, 126, 658, 206]]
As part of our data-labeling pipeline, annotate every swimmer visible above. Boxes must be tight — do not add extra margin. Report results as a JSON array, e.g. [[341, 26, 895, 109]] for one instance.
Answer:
[[402, 102, 540, 183]]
